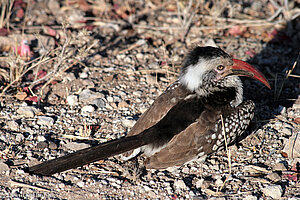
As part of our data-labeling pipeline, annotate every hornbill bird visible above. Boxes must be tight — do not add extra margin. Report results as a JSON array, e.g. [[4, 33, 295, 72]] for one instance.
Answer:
[[28, 46, 270, 176]]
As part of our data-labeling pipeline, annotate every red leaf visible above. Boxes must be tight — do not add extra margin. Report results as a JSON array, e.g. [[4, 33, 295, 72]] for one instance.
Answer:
[[90, 125, 100, 132], [283, 173, 299, 182], [25, 96, 38, 102], [37, 70, 47, 79], [0, 28, 9, 36], [16, 8, 25, 19], [23, 87, 30, 93], [43, 26, 57, 37], [227, 26, 246, 36], [160, 61, 167, 66], [83, 25, 95, 31], [15, 40, 32, 58]]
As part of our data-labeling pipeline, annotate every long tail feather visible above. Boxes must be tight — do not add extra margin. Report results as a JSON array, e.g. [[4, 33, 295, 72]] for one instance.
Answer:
[[28, 135, 146, 176]]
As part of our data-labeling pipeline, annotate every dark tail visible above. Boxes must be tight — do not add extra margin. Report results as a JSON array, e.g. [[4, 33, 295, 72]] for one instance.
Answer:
[[28, 134, 147, 176]]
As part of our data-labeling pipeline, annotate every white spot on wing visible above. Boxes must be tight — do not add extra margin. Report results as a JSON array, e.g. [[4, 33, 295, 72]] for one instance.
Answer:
[[211, 133, 216, 140]]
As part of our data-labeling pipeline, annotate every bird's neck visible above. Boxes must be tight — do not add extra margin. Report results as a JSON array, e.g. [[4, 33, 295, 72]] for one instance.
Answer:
[[179, 76, 243, 107]]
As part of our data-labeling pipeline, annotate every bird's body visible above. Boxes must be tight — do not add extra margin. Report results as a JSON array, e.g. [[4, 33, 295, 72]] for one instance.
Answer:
[[28, 46, 270, 176]]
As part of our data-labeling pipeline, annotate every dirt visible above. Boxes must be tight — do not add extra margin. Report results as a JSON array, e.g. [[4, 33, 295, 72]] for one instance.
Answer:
[[0, 0, 300, 199]]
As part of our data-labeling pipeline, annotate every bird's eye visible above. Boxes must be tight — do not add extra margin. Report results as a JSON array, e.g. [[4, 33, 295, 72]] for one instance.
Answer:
[[216, 65, 225, 71]]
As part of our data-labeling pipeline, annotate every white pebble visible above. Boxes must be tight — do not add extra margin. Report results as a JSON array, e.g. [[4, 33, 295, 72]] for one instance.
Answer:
[[261, 185, 283, 199]]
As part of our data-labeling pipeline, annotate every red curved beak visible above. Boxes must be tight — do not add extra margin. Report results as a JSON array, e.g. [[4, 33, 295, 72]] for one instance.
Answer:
[[231, 59, 271, 89]]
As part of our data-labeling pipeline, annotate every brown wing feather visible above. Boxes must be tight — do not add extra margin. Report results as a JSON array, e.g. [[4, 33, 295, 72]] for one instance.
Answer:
[[145, 100, 255, 169], [127, 81, 192, 137], [145, 107, 221, 169]]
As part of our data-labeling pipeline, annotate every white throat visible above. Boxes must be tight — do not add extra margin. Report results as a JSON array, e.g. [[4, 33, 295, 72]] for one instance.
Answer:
[[179, 61, 244, 107]]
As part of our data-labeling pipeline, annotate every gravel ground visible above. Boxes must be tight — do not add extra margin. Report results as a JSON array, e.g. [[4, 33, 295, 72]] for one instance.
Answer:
[[0, 0, 300, 199]]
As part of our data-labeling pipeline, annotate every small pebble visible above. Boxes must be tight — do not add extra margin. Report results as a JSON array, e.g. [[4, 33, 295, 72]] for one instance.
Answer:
[[118, 101, 129, 108], [92, 98, 106, 108], [261, 185, 283, 199], [79, 89, 103, 103], [106, 96, 114, 102], [243, 195, 257, 200], [79, 72, 88, 79], [37, 135, 46, 142], [0, 162, 9, 174], [7, 121, 19, 131], [215, 178, 223, 187], [64, 142, 91, 151], [15, 133, 25, 142], [196, 179, 204, 188], [36, 141, 48, 150], [77, 181, 85, 188], [122, 119, 135, 128], [173, 179, 187, 190], [266, 173, 281, 182], [37, 116, 54, 127], [48, 141, 58, 149], [273, 162, 287, 171], [16, 106, 37, 118], [281, 127, 292, 136], [67, 95, 79, 106], [81, 105, 95, 113]]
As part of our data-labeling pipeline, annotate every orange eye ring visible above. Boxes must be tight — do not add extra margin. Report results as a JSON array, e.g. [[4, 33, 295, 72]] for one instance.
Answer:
[[217, 65, 225, 71]]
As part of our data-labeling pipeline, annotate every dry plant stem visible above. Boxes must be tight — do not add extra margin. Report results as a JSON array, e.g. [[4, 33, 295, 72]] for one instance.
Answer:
[[39, 40, 98, 96], [219, 114, 232, 192], [36, 38, 71, 93], [0, 57, 53, 97], [180, 0, 201, 41], [289, 74, 300, 78], [13, 14, 282, 32], [161, 12, 285, 24], [0, 0, 14, 29], [9, 180, 50, 192], [133, 22, 276, 32], [130, 1, 173, 22], [276, 51, 299, 100], [95, 68, 178, 76], [39, 59, 79, 97]]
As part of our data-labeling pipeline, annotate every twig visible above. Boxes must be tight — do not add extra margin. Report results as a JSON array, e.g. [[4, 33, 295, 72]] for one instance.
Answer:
[[116, 39, 146, 54], [9, 180, 50, 192], [267, 7, 283, 21], [181, 0, 201, 41], [39, 40, 98, 96], [132, 21, 277, 32], [289, 74, 300, 78], [91, 68, 178, 76], [0, 56, 53, 97], [276, 51, 300, 100], [39, 59, 79, 96], [129, 1, 173, 22], [219, 114, 231, 192], [161, 12, 284, 24]]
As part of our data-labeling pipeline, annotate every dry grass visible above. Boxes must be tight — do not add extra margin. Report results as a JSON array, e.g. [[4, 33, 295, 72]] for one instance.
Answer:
[[0, 27, 98, 98], [0, 0, 14, 29], [217, 114, 232, 194], [275, 51, 300, 100]]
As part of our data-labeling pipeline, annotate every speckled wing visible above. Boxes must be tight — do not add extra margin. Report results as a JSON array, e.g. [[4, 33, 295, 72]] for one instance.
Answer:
[[145, 100, 255, 169]]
